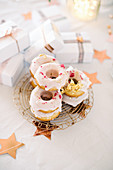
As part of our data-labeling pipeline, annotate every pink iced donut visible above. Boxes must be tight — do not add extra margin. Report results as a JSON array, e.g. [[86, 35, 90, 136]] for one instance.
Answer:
[[30, 54, 58, 78], [34, 63, 69, 91], [29, 86, 62, 121]]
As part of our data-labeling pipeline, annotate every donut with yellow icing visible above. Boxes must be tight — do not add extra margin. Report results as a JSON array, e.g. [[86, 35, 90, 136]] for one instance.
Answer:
[[29, 86, 62, 121], [62, 66, 91, 107], [34, 63, 68, 91], [30, 54, 58, 78]]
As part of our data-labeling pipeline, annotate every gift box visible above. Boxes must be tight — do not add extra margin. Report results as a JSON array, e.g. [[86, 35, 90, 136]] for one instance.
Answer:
[[24, 19, 63, 65], [55, 32, 94, 63], [32, 6, 71, 32], [0, 20, 30, 63], [0, 53, 24, 87], [30, 19, 64, 51], [38, 5, 67, 22]]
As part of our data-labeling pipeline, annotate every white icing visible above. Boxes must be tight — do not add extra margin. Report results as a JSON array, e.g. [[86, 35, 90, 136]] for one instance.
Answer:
[[63, 67, 91, 107], [34, 63, 69, 91], [31, 107, 60, 119], [63, 91, 88, 107], [29, 86, 62, 112], [30, 54, 58, 76]]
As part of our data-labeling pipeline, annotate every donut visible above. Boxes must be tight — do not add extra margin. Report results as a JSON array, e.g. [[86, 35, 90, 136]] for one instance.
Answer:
[[29, 86, 62, 121], [62, 66, 91, 107], [30, 54, 58, 78], [34, 63, 68, 91], [30, 77, 37, 88]]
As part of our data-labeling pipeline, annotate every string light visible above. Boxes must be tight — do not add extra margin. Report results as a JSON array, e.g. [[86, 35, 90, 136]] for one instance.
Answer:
[[72, 0, 100, 21]]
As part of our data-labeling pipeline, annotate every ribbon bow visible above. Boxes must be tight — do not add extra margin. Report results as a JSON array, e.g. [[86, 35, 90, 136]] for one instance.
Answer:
[[77, 36, 84, 43], [0, 23, 17, 38]]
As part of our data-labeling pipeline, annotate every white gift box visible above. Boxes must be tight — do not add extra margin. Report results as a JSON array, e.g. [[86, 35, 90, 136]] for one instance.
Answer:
[[25, 19, 63, 65], [38, 5, 67, 22], [0, 53, 24, 87], [30, 19, 64, 51], [56, 32, 94, 63], [39, 5, 71, 31], [32, 6, 71, 32], [0, 20, 30, 63]]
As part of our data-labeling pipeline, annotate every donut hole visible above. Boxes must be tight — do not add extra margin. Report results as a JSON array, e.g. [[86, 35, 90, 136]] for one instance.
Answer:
[[69, 78, 78, 84], [41, 91, 53, 101], [46, 69, 59, 79]]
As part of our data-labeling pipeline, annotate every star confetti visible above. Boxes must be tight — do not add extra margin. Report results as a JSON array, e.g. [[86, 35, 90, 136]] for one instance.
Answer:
[[34, 127, 52, 140], [0, 133, 24, 159], [33, 121, 58, 140], [108, 34, 113, 43], [22, 12, 32, 20], [83, 72, 101, 87], [93, 49, 111, 63]]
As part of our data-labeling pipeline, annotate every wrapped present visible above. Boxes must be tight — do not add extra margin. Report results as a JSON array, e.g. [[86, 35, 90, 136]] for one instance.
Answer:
[[55, 32, 94, 63], [24, 19, 63, 65], [32, 7, 71, 31], [0, 53, 24, 87], [38, 5, 71, 31], [0, 20, 30, 63], [38, 5, 66, 22]]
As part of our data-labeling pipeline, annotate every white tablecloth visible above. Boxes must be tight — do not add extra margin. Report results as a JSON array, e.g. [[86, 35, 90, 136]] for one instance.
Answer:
[[0, 1, 113, 170]]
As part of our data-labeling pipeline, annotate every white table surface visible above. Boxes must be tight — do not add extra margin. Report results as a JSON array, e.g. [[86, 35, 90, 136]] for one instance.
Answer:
[[0, 1, 113, 170]]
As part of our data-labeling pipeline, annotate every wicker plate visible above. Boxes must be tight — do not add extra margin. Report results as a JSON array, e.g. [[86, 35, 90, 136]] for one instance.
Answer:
[[13, 73, 94, 130]]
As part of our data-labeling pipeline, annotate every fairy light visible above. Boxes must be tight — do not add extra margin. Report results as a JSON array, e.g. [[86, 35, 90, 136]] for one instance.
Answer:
[[72, 0, 100, 21]]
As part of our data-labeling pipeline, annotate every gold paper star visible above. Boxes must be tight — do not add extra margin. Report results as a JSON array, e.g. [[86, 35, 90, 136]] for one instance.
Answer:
[[34, 127, 52, 140], [0, 133, 24, 159], [22, 12, 32, 20], [93, 49, 111, 63], [33, 121, 58, 140], [83, 72, 101, 87]]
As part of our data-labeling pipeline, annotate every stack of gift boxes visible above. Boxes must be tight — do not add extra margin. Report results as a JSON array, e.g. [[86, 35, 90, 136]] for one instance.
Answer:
[[0, 20, 30, 87], [0, 19, 94, 87]]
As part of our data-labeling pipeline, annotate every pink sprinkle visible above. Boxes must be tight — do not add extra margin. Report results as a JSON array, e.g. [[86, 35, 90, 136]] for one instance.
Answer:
[[40, 66, 42, 68], [44, 76, 46, 78], [59, 73, 62, 76], [54, 92, 58, 97], [42, 102, 47, 104], [40, 72, 44, 75], [39, 97, 41, 99], [60, 64, 65, 69], [52, 97, 56, 99], [45, 85, 47, 88], [34, 62, 36, 63], [53, 58, 56, 61], [59, 95, 62, 99], [80, 75, 83, 80], [70, 73, 74, 77]]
